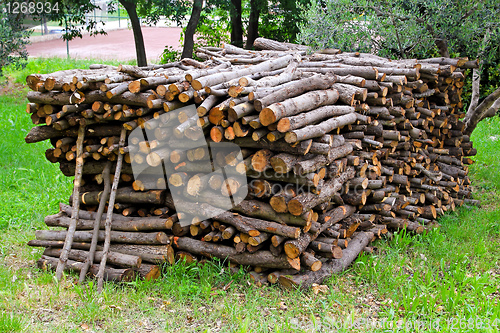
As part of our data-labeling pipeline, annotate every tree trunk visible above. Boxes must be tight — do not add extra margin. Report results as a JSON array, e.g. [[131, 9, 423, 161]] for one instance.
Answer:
[[230, 0, 243, 48], [181, 0, 203, 59], [42, 16, 49, 34], [434, 38, 450, 58], [245, 0, 262, 49], [119, 0, 147, 67]]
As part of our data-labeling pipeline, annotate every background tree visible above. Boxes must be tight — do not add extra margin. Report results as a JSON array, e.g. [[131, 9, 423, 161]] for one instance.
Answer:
[[136, 0, 192, 59], [0, 2, 31, 75], [191, 0, 231, 49], [246, 0, 266, 49], [297, 0, 500, 134], [44, 0, 148, 66], [44, 0, 106, 41], [181, 0, 204, 58], [258, 0, 310, 44], [118, 0, 147, 66], [230, 0, 244, 47], [1, 0, 106, 75]]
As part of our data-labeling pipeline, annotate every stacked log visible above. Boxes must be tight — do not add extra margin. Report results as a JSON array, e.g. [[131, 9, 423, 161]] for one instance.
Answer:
[[25, 38, 479, 288]]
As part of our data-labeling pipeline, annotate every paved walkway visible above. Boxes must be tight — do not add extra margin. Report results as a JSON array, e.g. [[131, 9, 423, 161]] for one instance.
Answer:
[[26, 27, 183, 62]]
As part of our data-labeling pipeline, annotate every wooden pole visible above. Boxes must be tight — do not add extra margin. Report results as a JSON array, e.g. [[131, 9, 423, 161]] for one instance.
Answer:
[[96, 128, 127, 292], [55, 124, 85, 281], [78, 161, 111, 283]]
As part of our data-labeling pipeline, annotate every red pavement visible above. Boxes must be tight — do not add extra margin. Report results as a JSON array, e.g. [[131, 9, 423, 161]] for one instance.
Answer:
[[26, 27, 182, 62]]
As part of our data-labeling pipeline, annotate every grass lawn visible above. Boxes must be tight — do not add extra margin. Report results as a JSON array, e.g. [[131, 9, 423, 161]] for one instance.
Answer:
[[0, 58, 499, 332]]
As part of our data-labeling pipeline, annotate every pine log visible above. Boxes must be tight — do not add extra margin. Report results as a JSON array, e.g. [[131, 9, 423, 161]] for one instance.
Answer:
[[44, 214, 174, 231], [233, 199, 312, 227], [25, 124, 123, 144], [191, 55, 294, 90], [38, 255, 136, 282], [285, 113, 358, 143], [277, 105, 357, 133], [77, 188, 166, 205], [43, 248, 141, 268], [260, 89, 339, 126], [280, 231, 374, 288], [301, 252, 322, 271], [253, 74, 336, 111], [283, 205, 355, 259], [137, 263, 161, 280], [287, 168, 355, 216], [173, 237, 300, 270], [293, 144, 353, 175], [35, 230, 169, 245]]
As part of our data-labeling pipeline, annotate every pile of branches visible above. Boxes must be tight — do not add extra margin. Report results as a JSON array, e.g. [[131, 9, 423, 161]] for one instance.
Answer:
[[25, 38, 479, 289]]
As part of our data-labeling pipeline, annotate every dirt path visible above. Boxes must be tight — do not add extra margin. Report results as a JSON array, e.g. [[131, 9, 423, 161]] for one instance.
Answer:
[[26, 27, 182, 62]]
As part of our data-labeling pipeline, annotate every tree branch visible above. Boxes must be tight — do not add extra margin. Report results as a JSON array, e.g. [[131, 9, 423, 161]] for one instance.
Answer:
[[389, 10, 405, 58], [461, 4, 478, 21], [464, 86, 500, 135], [468, 68, 480, 114], [369, 5, 449, 57], [482, 97, 500, 119]]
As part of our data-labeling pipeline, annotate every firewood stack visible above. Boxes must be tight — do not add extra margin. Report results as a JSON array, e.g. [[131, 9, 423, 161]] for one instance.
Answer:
[[25, 38, 479, 288]]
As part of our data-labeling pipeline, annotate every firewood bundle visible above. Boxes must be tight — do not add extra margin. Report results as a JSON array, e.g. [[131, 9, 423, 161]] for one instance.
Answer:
[[26, 38, 479, 288]]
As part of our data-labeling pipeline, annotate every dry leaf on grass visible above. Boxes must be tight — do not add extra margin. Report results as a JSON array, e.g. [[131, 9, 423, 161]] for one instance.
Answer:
[[312, 284, 329, 295]]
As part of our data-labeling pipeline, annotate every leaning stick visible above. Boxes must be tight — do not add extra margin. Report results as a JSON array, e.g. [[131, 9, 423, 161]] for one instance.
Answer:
[[78, 161, 111, 283], [96, 128, 127, 292], [55, 124, 85, 281]]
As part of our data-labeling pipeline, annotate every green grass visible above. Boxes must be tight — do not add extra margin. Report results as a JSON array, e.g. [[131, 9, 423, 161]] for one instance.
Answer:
[[0, 312, 27, 332], [3, 57, 137, 85], [0, 93, 72, 230], [0, 58, 499, 332]]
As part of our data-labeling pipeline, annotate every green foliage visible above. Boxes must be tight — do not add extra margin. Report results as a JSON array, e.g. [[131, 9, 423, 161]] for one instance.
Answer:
[[175, 0, 231, 52], [42, 0, 107, 41], [160, 45, 181, 64], [0, 2, 31, 75], [298, 0, 500, 60], [135, 0, 190, 26], [298, 0, 500, 113], [470, 116, 500, 192], [259, 0, 311, 43], [196, 0, 231, 48]]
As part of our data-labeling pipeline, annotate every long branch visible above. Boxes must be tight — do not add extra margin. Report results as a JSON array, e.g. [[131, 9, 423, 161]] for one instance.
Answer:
[[96, 128, 127, 292], [79, 161, 111, 283], [464, 86, 500, 135], [55, 124, 85, 281]]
